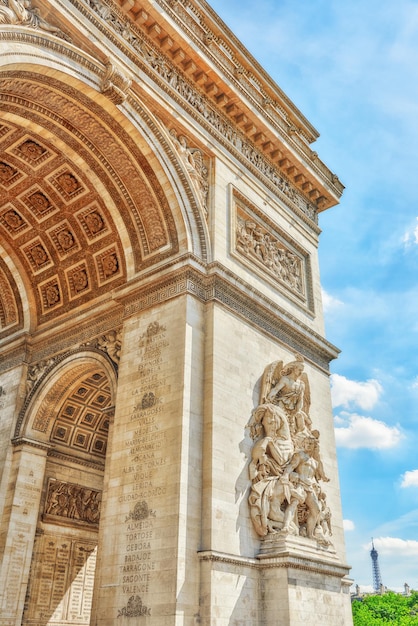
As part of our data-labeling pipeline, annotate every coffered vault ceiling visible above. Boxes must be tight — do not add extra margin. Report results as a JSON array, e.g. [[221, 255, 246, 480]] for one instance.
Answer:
[[0, 72, 179, 337]]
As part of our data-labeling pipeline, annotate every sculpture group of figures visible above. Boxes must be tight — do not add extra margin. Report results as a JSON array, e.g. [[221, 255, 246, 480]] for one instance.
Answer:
[[45, 480, 101, 525], [0, 0, 70, 39], [236, 217, 303, 294], [247, 354, 332, 545]]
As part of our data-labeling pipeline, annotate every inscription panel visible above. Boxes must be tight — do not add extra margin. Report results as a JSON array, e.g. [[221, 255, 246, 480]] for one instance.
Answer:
[[102, 314, 187, 619], [117, 321, 171, 616], [23, 534, 97, 625]]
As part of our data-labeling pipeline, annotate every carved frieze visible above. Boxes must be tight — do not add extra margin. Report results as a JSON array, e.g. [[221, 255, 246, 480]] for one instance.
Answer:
[[0, 0, 71, 41], [80, 0, 318, 223], [44, 478, 101, 525]]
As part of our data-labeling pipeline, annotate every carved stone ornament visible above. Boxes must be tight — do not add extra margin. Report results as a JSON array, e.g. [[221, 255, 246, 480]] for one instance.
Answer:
[[117, 595, 151, 618], [44, 478, 101, 525], [169, 129, 209, 218], [0, 0, 71, 41], [83, 329, 122, 365], [26, 357, 58, 396], [247, 354, 332, 546], [236, 215, 304, 296], [125, 500, 156, 523], [100, 61, 132, 105], [84, 0, 317, 222]]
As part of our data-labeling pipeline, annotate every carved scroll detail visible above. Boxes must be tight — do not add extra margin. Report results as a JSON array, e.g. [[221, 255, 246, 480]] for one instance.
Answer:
[[100, 61, 132, 105]]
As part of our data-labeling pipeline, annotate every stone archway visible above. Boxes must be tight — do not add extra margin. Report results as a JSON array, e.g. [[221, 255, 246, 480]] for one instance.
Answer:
[[22, 367, 113, 626], [0, 351, 117, 626]]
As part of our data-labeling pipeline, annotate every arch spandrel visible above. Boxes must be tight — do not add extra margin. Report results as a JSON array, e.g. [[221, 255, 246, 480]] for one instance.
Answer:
[[16, 349, 118, 445], [0, 53, 210, 335]]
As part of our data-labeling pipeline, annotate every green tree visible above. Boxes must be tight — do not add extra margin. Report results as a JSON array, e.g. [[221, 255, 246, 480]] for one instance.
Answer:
[[352, 592, 418, 626]]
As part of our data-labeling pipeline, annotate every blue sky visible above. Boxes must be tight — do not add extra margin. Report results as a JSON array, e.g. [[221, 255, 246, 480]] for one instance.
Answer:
[[208, 0, 418, 591]]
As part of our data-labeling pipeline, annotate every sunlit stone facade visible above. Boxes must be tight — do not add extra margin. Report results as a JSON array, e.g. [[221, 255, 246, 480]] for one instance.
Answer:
[[0, 0, 353, 623]]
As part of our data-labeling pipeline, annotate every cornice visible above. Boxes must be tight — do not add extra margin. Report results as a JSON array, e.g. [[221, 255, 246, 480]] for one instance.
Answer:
[[105, 0, 344, 208], [11, 436, 50, 452], [197, 549, 350, 578], [27, 306, 123, 365], [0, 335, 30, 374], [0, 255, 338, 373], [31, 0, 344, 214], [118, 256, 339, 369], [47, 448, 105, 470]]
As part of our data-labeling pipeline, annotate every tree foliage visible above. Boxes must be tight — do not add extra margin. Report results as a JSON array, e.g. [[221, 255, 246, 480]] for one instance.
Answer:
[[352, 592, 418, 626]]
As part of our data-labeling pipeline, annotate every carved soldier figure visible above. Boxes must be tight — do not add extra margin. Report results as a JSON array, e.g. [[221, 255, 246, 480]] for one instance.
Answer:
[[279, 437, 321, 538]]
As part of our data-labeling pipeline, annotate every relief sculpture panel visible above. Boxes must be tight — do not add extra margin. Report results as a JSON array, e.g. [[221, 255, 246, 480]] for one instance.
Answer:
[[247, 354, 332, 546], [233, 192, 314, 311], [44, 479, 101, 527]]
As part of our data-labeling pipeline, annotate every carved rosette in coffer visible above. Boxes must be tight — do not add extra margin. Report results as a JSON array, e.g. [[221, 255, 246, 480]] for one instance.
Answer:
[[232, 191, 314, 312]]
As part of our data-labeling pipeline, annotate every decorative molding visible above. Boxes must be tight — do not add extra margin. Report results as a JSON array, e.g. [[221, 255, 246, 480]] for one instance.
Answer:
[[100, 60, 132, 104], [11, 435, 50, 451], [121, 259, 339, 370], [47, 448, 105, 469], [14, 343, 118, 437], [60, 0, 323, 223], [197, 549, 350, 578], [29, 309, 123, 365], [114, 0, 343, 202]]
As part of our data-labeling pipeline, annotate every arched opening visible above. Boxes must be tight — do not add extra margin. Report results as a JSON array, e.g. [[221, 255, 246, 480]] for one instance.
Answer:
[[16, 355, 116, 626]]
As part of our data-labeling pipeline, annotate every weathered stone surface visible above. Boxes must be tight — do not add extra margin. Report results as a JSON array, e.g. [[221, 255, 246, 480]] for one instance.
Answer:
[[0, 1, 352, 624]]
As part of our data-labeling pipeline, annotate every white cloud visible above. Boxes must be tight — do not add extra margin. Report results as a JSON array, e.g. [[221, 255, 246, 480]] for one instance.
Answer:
[[321, 289, 343, 314], [367, 537, 418, 557], [343, 519, 355, 531], [334, 413, 402, 449], [331, 373, 383, 410], [402, 217, 418, 248], [401, 469, 418, 488]]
